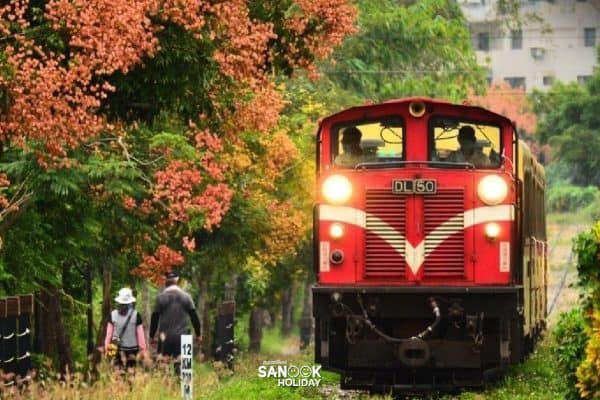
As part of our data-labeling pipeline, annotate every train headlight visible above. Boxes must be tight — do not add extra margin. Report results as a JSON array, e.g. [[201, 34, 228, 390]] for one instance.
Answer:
[[478, 175, 508, 205], [322, 175, 352, 204], [329, 223, 345, 239], [484, 222, 501, 240]]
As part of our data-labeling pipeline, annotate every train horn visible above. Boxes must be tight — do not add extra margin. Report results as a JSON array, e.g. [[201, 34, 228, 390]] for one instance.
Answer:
[[408, 101, 426, 118]]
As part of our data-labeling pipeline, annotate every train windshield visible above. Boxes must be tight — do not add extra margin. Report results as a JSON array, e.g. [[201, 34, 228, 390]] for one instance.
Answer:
[[429, 118, 502, 168], [429, 118, 501, 168], [332, 117, 404, 168]]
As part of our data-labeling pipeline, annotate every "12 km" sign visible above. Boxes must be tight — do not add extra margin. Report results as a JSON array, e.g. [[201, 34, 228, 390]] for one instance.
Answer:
[[181, 335, 193, 400]]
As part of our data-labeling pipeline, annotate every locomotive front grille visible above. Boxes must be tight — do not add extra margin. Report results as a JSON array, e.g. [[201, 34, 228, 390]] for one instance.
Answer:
[[365, 189, 406, 277], [423, 188, 465, 277]]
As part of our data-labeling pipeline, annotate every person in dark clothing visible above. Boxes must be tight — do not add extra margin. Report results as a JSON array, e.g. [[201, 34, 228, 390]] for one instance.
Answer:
[[150, 271, 202, 365], [447, 125, 490, 167]]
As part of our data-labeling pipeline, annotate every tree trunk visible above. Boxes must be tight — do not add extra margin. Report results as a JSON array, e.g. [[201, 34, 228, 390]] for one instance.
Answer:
[[36, 289, 57, 361], [52, 286, 73, 374], [140, 279, 151, 343], [214, 275, 236, 366], [197, 274, 212, 357], [249, 307, 263, 352], [223, 274, 237, 302], [299, 278, 314, 350], [90, 260, 113, 370], [281, 285, 295, 337], [86, 264, 94, 355], [36, 285, 74, 374]]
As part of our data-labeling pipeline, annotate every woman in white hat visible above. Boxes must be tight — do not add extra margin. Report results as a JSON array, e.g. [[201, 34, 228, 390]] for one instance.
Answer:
[[103, 287, 147, 369]]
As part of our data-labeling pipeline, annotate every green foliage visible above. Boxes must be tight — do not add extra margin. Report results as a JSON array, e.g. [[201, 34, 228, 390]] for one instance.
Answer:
[[576, 310, 600, 400], [104, 23, 221, 123], [324, 0, 487, 102], [572, 222, 600, 399], [0, 140, 152, 367], [544, 160, 573, 187], [582, 194, 600, 223], [553, 308, 587, 400], [547, 184, 599, 213], [573, 222, 600, 306], [149, 132, 197, 161], [531, 67, 600, 186]]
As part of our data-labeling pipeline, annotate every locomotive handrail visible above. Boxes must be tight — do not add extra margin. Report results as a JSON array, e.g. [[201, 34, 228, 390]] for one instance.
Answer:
[[501, 153, 514, 171]]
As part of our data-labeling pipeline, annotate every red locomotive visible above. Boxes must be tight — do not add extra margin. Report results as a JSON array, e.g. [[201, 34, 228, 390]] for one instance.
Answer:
[[312, 98, 546, 392]]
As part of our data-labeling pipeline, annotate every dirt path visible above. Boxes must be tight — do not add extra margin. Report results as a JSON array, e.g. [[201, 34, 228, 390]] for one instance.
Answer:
[[546, 222, 585, 326]]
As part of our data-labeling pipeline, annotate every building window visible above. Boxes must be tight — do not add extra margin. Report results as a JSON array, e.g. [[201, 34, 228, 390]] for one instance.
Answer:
[[543, 76, 554, 86], [530, 47, 545, 59], [584, 28, 596, 47], [577, 75, 591, 84], [478, 32, 490, 51], [511, 30, 523, 49], [505, 77, 526, 90]]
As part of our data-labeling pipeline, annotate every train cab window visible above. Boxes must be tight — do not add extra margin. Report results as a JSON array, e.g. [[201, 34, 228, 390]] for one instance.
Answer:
[[332, 118, 404, 168], [429, 118, 501, 168]]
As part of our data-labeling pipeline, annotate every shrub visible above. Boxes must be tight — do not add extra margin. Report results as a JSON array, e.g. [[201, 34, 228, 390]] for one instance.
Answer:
[[576, 310, 600, 400], [571, 222, 600, 399], [573, 222, 600, 308], [584, 197, 600, 231], [553, 307, 588, 400], [547, 184, 599, 213]]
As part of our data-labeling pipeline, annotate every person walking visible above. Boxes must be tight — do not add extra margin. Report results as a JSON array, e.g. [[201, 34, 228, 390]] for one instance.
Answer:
[[149, 271, 202, 370], [104, 287, 147, 369]]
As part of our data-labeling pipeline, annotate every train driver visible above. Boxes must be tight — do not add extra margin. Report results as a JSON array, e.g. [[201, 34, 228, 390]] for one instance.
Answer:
[[447, 125, 490, 167], [335, 127, 364, 167]]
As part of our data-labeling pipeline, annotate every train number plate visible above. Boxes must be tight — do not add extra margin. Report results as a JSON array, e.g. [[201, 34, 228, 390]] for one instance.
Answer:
[[392, 179, 437, 194]]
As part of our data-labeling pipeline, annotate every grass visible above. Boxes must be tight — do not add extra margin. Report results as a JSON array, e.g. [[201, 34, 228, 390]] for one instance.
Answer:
[[434, 338, 563, 400], [200, 331, 565, 400], [7, 215, 582, 399], [547, 208, 595, 225], [4, 325, 568, 399]]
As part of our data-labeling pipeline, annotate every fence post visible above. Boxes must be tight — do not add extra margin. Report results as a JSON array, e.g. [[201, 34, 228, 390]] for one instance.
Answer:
[[17, 295, 33, 378], [0, 295, 34, 385], [214, 301, 235, 368], [0, 298, 5, 377]]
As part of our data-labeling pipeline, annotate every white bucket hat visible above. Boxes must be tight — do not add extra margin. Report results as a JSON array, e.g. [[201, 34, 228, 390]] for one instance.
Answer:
[[115, 287, 136, 304]]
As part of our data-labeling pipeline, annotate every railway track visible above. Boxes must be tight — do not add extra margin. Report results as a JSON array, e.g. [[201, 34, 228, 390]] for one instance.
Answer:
[[546, 223, 584, 323]]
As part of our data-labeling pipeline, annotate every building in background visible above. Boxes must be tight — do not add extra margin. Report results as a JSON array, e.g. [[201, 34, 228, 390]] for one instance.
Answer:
[[459, 0, 600, 91]]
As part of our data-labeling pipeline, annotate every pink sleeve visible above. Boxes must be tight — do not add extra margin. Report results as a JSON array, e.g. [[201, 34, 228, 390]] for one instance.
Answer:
[[104, 322, 114, 350], [136, 325, 147, 352]]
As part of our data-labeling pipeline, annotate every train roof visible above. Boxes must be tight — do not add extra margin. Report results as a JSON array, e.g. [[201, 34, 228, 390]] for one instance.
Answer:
[[320, 97, 514, 130]]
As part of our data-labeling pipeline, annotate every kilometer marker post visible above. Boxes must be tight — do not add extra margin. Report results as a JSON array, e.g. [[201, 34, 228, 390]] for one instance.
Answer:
[[180, 334, 193, 400]]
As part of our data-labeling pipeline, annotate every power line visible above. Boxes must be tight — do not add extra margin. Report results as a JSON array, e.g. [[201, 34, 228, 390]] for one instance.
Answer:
[[324, 69, 596, 75]]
